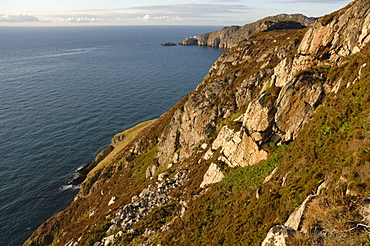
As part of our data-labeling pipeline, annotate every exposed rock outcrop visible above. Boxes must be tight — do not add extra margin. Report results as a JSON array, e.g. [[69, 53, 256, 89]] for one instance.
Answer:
[[262, 225, 296, 246], [298, 0, 370, 61], [200, 163, 225, 188]]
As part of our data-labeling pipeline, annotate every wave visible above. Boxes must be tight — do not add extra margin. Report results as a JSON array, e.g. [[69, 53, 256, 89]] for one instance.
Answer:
[[59, 184, 80, 191]]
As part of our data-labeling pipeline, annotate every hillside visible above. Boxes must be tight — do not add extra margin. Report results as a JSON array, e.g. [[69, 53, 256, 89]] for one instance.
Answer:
[[25, 0, 370, 245]]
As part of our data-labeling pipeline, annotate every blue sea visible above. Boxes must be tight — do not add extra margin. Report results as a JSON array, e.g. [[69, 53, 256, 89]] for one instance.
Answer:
[[0, 26, 224, 245]]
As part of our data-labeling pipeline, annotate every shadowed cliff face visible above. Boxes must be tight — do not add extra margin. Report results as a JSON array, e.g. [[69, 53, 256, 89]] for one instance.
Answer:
[[24, 1, 370, 245]]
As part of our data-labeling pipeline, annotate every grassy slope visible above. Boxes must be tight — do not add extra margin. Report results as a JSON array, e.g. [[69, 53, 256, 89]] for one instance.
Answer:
[[158, 45, 370, 246], [85, 119, 157, 181]]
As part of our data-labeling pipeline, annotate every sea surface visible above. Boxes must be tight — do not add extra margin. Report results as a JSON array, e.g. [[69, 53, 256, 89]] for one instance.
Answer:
[[0, 25, 224, 245]]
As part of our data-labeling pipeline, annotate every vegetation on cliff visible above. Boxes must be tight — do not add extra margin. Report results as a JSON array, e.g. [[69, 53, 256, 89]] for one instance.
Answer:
[[25, 0, 370, 245]]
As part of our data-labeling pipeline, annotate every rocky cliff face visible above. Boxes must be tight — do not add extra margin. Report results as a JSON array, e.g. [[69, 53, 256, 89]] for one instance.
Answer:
[[179, 14, 317, 48], [25, 1, 370, 245]]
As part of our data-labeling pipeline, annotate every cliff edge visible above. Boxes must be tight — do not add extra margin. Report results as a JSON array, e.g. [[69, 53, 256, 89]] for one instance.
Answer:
[[25, 0, 370, 245]]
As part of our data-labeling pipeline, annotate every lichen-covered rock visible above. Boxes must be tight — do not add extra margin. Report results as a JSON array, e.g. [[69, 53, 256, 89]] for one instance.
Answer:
[[243, 90, 277, 135], [211, 126, 268, 167], [261, 225, 297, 246], [284, 195, 317, 230], [156, 97, 218, 166], [298, 0, 370, 61], [359, 196, 370, 223], [274, 81, 325, 142], [200, 163, 225, 188]]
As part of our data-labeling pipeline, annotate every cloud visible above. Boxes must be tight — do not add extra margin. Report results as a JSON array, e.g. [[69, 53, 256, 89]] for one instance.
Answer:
[[104, 3, 251, 24], [137, 14, 184, 22], [54, 17, 100, 23], [0, 14, 39, 22], [126, 3, 250, 17], [138, 14, 151, 21]]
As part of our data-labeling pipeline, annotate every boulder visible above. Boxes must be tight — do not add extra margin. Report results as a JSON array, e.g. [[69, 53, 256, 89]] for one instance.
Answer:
[[261, 225, 296, 246], [212, 126, 268, 167], [200, 163, 225, 188], [359, 196, 370, 223]]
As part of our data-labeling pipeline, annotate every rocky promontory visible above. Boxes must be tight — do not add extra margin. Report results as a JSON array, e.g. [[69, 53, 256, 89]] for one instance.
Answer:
[[179, 13, 317, 48], [160, 42, 176, 46]]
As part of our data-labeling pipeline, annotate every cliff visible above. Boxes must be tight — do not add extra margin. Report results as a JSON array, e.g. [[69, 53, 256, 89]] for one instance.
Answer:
[[179, 14, 317, 48], [25, 0, 370, 245]]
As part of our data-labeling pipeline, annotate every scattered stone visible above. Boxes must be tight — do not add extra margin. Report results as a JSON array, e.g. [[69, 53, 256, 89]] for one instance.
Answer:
[[145, 164, 157, 178], [263, 167, 278, 184], [256, 187, 262, 199], [108, 196, 118, 206], [101, 170, 189, 245], [157, 172, 168, 181]]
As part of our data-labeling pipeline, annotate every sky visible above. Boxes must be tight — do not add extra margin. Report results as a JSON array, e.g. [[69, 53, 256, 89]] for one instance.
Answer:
[[0, 0, 354, 26]]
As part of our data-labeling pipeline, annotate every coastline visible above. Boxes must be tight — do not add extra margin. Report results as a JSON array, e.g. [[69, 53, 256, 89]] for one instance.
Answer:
[[67, 119, 157, 193]]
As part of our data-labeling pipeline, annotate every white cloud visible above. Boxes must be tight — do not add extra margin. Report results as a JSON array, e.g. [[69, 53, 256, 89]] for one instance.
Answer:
[[128, 3, 250, 16], [137, 14, 184, 22], [138, 14, 151, 21], [0, 14, 39, 22], [155, 16, 184, 22], [54, 17, 100, 23]]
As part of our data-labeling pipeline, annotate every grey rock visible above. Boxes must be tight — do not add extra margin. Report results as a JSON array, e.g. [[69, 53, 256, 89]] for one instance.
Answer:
[[298, 0, 370, 60], [200, 163, 225, 188], [285, 194, 317, 230], [262, 225, 297, 246], [359, 196, 370, 224]]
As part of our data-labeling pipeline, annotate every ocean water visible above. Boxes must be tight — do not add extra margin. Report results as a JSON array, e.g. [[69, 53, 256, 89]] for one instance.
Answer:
[[0, 26, 224, 245]]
